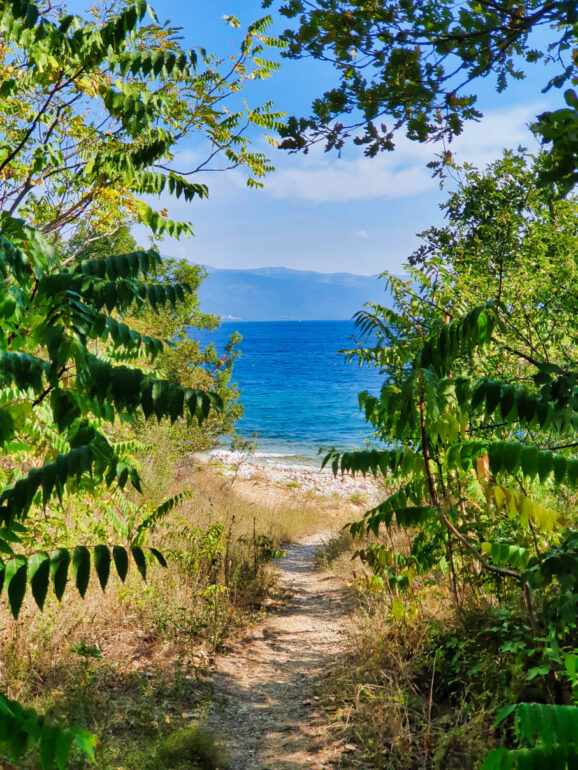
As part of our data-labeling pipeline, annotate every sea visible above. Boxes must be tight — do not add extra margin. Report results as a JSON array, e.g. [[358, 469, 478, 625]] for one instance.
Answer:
[[189, 320, 384, 467]]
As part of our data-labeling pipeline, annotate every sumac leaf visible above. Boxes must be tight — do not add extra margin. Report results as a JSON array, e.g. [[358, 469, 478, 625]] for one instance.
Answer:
[[28, 551, 50, 610], [50, 549, 70, 601], [72, 546, 91, 598], [131, 546, 146, 580], [113, 545, 129, 582], [6, 556, 27, 618], [149, 547, 167, 568], [93, 545, 111, 591]]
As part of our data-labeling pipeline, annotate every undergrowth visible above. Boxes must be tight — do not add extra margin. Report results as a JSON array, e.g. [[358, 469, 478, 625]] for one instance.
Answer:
[[321, 532, 577, 769], [0, 457, 331, 768]]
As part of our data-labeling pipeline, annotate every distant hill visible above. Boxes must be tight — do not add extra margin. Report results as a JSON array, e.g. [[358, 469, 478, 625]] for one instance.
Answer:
[[197, 266, 394, 322]]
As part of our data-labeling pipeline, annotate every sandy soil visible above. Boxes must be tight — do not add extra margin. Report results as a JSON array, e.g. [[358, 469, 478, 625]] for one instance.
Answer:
[[203, 531, 355, 769]]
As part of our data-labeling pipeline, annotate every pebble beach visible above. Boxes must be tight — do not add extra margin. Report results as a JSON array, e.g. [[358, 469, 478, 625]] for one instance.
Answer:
[[195, 449, 382, 503]]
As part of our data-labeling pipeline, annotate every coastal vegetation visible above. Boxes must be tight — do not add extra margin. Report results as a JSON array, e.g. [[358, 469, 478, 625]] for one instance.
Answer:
[[0, 0, 577, 768], [0, 1, 288, 766], [269, 1, 578, 767]]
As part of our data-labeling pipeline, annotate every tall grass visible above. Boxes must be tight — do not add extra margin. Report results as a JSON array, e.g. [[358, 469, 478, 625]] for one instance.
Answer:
[[0, 458, 336, 769]]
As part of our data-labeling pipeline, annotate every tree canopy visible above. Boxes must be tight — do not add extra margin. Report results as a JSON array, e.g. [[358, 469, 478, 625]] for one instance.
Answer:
[[266, 0, 578, 172], [0, 1, 284, 765], [0, 0, 283, 243]]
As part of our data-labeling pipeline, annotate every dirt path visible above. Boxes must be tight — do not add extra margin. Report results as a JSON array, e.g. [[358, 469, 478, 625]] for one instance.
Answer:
[[203, 532, 351, 769]]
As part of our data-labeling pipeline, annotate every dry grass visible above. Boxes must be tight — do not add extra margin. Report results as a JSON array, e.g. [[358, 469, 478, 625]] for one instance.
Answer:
[[314, 527, 507, 770], [0, 457, 348, 769], [320, 597, 498, 769]]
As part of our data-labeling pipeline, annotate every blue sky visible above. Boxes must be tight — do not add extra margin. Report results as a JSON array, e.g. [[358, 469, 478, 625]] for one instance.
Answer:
[[70, 1, 560, 275]]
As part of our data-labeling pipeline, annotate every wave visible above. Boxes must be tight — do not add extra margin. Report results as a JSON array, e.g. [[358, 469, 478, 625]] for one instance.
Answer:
[[205, 448, 321, 471]]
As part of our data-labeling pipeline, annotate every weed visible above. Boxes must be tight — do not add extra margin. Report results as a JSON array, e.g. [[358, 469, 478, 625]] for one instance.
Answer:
[[159, 726, 226, 769], [349, 492, 369, 506], [0, 457, 343, 767]]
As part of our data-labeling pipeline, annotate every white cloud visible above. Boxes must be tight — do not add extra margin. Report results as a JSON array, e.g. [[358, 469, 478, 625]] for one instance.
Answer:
[[357, 229, 369, 239], [263, 102, 546, 204]]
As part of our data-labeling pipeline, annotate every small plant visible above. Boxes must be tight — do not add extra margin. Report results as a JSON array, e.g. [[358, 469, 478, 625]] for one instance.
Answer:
[[349, 493, 369, 506], [159, 725, 226, 769], [286, 479, 301, 489], [71, 641, 103, 660]]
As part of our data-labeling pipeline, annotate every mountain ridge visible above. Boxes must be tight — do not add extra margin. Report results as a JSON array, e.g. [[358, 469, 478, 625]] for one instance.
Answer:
[[196, 265, 395, 322]]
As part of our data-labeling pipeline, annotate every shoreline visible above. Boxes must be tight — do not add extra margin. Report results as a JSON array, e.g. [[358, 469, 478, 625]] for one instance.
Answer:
[[194, 449, 382, 502]]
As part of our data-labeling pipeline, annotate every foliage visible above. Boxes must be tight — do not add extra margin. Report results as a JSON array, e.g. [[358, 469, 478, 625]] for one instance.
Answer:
[[482, 704, 578, 769], [317, 151, 578, 763], [265, 0, 577, 165], [71, 225, 243, 451], [262, 0, 578, 764], [0, 204, 224, 763], [0, 0, 284, 242], [0, 1, 286, 763], [0, 694, 96, 770], [159, 726, 226, 769]]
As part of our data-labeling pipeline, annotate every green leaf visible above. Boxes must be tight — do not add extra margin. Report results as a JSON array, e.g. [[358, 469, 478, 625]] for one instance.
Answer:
[[131, 546, 146, 580], [93, 545, 111, 591], [5, 556, 27, 618], [70, 726, 97, 763], [28, 552, 50, 610], [72, 546, 90, 598], [113, 545, 129, 582], [50, 549, 70, 601], [40, 724, 59, 770], [55, 730, 74, 770], [149, 547, 167, 567]]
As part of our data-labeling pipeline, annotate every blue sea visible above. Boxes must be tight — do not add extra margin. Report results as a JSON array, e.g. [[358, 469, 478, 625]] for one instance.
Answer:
[[189, 320, 384, 466]]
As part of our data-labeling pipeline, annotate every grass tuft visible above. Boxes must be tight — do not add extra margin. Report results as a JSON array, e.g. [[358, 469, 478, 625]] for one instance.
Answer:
[[159, 726, 227, 769]]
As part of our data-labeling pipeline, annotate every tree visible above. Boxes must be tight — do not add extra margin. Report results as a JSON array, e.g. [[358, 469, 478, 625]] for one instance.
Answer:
[[71, 226, 244, 452], [265, 0, 577, 169], [0, 0, 284, 243], [0, 1, 283, 764], [264, 2, 578, 764], [323, 153, 578, 766], [0, 212, 221, 766]]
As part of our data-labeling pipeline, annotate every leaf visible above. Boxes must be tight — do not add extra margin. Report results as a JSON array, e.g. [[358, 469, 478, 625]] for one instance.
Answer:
[[131, 546, 146, 580], [50, 549, 70, 601], [493, 703, 518, 728], [72, 546, 90, 598], [5, 556, 27, 618], [28, 552, 50, 610], [149, 547, 167, 567], [70, 726, 97, 763], [113, 545, 129, 582], [391, 597, 405, 620], [55, 730, 74, 770], [40, 724, 59, 770], [93, 545, 111, 591]]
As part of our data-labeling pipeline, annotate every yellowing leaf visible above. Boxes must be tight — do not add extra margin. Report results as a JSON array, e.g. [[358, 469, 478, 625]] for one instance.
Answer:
[[391, 597, 405, 621]]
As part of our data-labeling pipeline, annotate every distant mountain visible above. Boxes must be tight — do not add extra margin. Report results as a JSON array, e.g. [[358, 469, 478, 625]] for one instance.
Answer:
[[197, 266, 394, 322]]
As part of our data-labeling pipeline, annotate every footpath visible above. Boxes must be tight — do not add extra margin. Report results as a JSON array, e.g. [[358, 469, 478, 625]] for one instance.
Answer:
[[203, 532, 353, 769]]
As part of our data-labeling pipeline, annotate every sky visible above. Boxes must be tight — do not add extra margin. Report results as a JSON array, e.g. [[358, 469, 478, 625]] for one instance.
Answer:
[[69, 0, 561, 275]]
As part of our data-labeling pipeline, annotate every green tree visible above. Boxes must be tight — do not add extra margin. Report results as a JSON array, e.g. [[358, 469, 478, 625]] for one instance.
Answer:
[[320, 156, 576, 766], [0, 0, 283, 241], [265, 2, 578, 763], [0, 1, 283, 764], [71, 226, 243, 451], [266, 0, 577, 173], [0, 213, 219, 767]]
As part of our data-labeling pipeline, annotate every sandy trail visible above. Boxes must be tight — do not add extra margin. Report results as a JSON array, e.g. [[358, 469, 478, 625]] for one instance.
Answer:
[[203, 532, 351, 769]]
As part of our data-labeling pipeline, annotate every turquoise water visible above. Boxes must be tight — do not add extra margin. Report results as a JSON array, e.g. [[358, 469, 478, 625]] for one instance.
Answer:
[[189, 320, 383, 464]]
